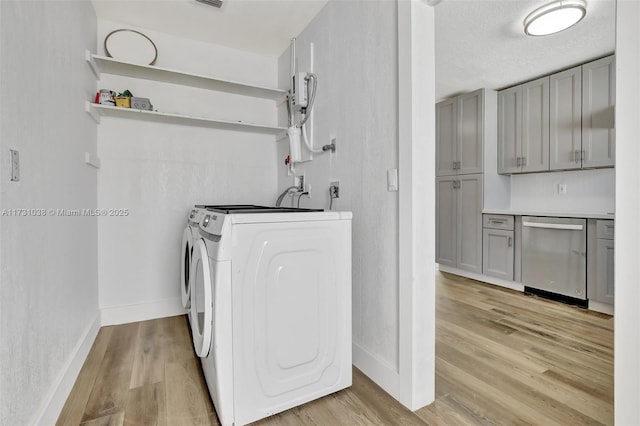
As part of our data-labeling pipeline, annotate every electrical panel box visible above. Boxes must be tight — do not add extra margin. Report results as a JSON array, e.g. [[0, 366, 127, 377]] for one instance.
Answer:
[[292, 72, 308, 110]]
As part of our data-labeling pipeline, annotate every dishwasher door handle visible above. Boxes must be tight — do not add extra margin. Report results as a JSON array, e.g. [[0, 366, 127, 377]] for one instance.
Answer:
[[522, 221, 584, 231]]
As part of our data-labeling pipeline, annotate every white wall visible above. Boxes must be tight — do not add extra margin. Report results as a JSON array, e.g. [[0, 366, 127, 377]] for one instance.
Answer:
[[0, 1, 99, 424], [96, 21, 279, 324], [614, 1, 640, 423], [510, 168, 615, 213], [277, 0, 402, 391]]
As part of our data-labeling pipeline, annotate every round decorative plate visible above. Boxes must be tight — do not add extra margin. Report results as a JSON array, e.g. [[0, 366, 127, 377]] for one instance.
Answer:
[[104, 29, 158, 65]]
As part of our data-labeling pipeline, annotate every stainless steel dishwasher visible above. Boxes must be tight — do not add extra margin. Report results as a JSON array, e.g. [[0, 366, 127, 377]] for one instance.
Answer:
[[521, 216, 587, 305]]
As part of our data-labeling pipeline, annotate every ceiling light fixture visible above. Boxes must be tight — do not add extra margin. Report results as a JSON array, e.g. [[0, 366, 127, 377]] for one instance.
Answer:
[[524, 0, 587, 36]]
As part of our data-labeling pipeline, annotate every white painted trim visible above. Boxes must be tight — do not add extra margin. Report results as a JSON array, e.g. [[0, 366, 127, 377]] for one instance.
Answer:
[[614, 1, 640, 424], [101, 297, 186, 326], [397, 0, 436, 411], [31, 313, 101, 426], [353, 342, 400, 396], [588, 300, 614, 316], [438, 265, 525, 293]]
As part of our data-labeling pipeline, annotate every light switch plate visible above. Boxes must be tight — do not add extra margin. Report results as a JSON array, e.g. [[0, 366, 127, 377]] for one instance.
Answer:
[[387, 168, 398, 192], [10, 149, 19, 182]]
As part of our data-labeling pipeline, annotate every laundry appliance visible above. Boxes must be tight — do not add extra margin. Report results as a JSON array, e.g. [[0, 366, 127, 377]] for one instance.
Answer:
[[188, 204, 352, 426], [181, 207, 205, 315]]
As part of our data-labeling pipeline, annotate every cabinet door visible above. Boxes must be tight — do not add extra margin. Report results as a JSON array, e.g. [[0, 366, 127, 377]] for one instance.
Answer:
[[458, 90, 483, 175], [582, 55, 615, 168], [483, 228, 514, 281], [498, 86, 521, 174], [457, 174, 483, 274], [550, 66, 582, 170], [521, 77, 550, 173], [436, 176, 458, 267], [596, 239, 615, 305], [436, 99, 458, 176]]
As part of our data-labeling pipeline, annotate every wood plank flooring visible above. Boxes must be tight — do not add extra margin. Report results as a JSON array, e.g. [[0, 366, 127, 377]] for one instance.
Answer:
[[58, 272, 613, 425]]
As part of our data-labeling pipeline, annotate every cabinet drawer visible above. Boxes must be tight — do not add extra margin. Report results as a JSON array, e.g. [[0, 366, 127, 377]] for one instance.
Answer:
[[597, 220, 614, 240], [483, 214, 514, 230]]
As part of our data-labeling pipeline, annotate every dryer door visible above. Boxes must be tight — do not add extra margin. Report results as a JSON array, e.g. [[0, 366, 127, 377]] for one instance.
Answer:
[[189, 238, 212, 357], [180, 227, 193, 309]]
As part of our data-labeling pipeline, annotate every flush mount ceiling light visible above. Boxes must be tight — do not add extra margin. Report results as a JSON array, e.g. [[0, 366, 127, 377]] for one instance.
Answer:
[[524, 0, 587, 36]]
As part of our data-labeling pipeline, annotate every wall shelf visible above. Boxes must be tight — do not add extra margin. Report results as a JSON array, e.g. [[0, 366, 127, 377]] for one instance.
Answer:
[[86, 102, 287, 136], [86, 51, 286, 101]]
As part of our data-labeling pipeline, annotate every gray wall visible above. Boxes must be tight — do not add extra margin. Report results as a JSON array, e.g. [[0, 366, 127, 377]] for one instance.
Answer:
[[0, 1, 98, 423], [277, 1, 400, 372]]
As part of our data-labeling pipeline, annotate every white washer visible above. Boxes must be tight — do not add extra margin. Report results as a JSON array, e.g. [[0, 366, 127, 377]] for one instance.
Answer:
[[181, 207, 204, 313], [189, 205, 352, 426]]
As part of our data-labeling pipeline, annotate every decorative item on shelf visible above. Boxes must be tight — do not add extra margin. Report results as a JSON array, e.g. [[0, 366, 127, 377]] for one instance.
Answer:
[[104, 29, 158, 66], [130, 97, 153, 111], [114, 89, 133, 108], [98, 89, 116, 106]]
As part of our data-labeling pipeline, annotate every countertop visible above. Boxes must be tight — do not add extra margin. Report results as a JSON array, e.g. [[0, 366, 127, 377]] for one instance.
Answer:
[[482, 209, 615, 220]]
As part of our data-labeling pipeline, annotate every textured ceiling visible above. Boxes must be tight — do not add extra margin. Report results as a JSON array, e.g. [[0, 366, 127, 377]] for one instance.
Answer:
[[435, 0, 616, 100], [91, 0, 328, 57]]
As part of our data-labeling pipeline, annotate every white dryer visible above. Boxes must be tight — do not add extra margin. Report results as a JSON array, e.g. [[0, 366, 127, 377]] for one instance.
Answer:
[[189, 205, 352, 426], [181, 207, 204, 313]]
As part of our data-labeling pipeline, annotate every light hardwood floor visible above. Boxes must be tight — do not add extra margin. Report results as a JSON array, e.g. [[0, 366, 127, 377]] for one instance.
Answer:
[[57, 272, 613, 425]]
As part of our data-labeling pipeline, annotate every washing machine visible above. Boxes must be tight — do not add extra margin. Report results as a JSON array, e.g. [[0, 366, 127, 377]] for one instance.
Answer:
[[181, 207, 205, 315], [189, 205, 352, 426]]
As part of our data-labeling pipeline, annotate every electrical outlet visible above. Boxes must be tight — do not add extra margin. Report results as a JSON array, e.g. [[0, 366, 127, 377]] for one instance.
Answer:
[[330, 180, 340, 198], [294, 174, 305, 192], [330, 136, 337, 155], [558, 183, 567, 195]]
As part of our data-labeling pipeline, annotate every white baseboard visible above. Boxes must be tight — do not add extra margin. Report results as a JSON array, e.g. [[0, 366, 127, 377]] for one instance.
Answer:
[[353, 342, 400, 400], [32, 313, 101, 426], [588, 300, 614, 315], [101, 297, 186, 326], [438, 265, 525, 292]]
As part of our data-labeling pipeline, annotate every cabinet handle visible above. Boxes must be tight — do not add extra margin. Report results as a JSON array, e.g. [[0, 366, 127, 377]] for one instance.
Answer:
[[490, 219, 507, 224], [508, 237, 513, 247], [521, 156, 527, 167], [574, 150, 581, 163], [516, 157, 521, 167]]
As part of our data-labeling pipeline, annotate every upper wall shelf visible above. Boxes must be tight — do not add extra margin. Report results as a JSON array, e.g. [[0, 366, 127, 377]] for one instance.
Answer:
[[86, 102, 287, 136], [85, 51, 287, 101]]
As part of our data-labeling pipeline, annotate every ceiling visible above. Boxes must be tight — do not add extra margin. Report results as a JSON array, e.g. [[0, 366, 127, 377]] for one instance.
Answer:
[[91, 0, 328, 58], [435, 0, 616, 100]]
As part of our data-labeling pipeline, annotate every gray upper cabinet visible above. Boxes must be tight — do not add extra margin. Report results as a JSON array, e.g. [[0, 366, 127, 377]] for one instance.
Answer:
[[498, 86, 521, 174], [437, 89, 484, 176], [582, 55, 616, 168], [436, 98, 457, 176], [436, 174, 483, 274], [550, 65, 583, 170], [498, 55, 615, 175], [498, 77, 549, 174]]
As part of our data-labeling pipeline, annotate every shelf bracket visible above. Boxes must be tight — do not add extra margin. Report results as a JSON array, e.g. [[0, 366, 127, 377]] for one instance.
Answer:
[[85, 50, 100, 79], [84, 152, 101, 169], [85, 101, 101, 124]]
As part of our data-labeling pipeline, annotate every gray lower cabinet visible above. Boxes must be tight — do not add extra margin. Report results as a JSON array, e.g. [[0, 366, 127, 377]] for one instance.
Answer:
[[436, 174, 483, 274], [482, 215, 515, 280], [588, 219, 615, 306]]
